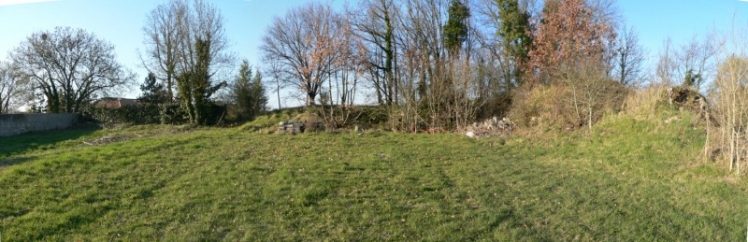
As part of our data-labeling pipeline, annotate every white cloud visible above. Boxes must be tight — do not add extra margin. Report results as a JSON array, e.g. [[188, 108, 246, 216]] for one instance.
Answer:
[[0, 0, 59, 6]]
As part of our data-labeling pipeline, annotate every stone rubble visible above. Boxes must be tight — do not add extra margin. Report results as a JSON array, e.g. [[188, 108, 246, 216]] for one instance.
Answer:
[[82, 135, 131, 146], [278, 121, 306, 134], [465, 117, 514, 138]]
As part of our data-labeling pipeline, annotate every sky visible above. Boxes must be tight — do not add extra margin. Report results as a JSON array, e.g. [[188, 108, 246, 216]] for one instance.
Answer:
[[618, 0, 748, 59], [1, 0, 748, 103]]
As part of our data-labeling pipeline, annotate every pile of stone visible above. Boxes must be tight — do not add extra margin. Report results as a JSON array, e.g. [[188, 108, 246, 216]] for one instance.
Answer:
[[465, 117, 514, 138], [278, 121, 306, 134]]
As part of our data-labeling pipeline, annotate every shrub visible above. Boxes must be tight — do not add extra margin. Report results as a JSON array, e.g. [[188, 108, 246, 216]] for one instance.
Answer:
[[81, 102, 226, 126], [509, 80, 628, 132], [84, 105, 161, 125], [509, 85, 573, 130]]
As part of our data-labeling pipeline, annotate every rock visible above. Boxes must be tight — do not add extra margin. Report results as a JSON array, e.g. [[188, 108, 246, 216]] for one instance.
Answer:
[[468, 117, 514, 138], [664, 116, 681, 124], [466, 131, 476, 138], [278, 121, 306, 134]]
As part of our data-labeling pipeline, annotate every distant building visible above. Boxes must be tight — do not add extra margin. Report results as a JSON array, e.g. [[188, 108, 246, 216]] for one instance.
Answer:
[[94, 98, 141, 109]]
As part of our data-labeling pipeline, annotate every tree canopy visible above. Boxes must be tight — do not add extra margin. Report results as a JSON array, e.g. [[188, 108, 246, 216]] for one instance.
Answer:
[[11, 27, 134, 113]]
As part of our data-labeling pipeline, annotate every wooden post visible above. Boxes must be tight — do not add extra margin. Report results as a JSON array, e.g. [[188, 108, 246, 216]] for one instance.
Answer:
[[704, 99, 709, 163]]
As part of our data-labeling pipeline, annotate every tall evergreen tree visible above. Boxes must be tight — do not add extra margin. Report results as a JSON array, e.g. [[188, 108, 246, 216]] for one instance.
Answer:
[[443, 0, 470, 56], [138, 72, 168, 105], [228, 60, 267, 122], [250, 70, 268, 116], [496, 0, 532, 86]]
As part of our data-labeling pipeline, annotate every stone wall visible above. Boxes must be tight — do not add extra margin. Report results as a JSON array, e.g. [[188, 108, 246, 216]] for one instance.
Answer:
[[0, 113, 79, 137]]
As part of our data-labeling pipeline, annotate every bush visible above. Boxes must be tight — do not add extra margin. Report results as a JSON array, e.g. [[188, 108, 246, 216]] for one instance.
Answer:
[[476, 93, 512, 121], [203, 103, 228, 126], [509, 85, 573, 130], [352, 105, 390, 128], [81, 102, 226, 126], [84, 105, 162, 125], [509, 80, 628, 132], [159, 103, 189, 125], [316, 105, 390, 129]]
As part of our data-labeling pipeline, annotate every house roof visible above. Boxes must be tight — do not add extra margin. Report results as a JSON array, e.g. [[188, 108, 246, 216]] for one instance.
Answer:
[[95, 98, 141, 108]]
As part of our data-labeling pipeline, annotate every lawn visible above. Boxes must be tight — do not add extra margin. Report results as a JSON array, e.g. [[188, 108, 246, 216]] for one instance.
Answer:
[[1, 112, 747, 241]]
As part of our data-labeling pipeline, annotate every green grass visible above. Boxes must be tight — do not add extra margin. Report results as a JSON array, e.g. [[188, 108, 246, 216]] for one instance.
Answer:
[[1, 110, 747, 241]]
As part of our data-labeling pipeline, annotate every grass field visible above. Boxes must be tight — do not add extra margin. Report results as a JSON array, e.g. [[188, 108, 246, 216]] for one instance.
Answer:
[[1, 110, 748, 241]]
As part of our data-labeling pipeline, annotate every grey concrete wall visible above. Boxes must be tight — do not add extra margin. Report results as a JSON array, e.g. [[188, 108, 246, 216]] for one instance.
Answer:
[[0, 113, 79, 137]]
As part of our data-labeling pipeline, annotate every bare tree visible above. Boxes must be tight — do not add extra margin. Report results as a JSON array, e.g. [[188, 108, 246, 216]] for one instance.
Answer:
[[264, 58, 286, 110], [319, 11, 367, 128], [177, 0, 232, 76], [0, 61, 29, 113], [655, 38, 677, 86], [611, 26, 646, 86], [560, 58, 625, 132], [708, 27, 748, 174], [655, 34, 718, 88], [351, 0, 399, 106], [676, 34, 718, 89], [331, 13, 361, 108], [397, 0, 452, 130], [586, 0, 620, 29], [141, 0, 188, 100], [261, 2, 346, 106], [143, 0, 232, 124], [713, 56, 748, 173], [11, 27, 134, 113]]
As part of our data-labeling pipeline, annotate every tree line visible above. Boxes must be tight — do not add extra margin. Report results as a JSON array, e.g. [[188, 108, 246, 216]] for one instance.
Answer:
[[260, 0, 641, 131], [0, 0, 266, 125], [2, 0, 748, 144]]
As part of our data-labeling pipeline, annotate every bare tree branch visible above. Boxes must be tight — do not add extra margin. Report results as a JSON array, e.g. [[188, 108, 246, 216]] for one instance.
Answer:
[[10, 27, 135, 113]]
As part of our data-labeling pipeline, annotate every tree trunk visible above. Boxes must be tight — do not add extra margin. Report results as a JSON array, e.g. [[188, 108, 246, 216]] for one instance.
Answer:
[[307, 92, 316, 106], [276, 84, 281, 110]]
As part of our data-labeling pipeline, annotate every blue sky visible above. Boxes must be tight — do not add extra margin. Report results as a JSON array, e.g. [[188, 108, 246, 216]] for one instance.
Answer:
[[0, 0, 316, 76], [618, 0, 748, 56], [1, 0, 747, 100]]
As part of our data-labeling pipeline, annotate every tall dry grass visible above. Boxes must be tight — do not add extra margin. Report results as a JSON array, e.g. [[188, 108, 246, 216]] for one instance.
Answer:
[[621, 84, 668, 120]]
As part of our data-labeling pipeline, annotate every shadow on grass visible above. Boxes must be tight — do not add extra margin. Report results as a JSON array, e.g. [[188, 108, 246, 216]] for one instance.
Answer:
[[0, 127, 98, 158], [0, 156, 30, 168]]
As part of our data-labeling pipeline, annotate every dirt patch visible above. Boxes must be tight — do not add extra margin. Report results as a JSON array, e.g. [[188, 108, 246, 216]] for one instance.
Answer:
[[82, 135, 132, 146]]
